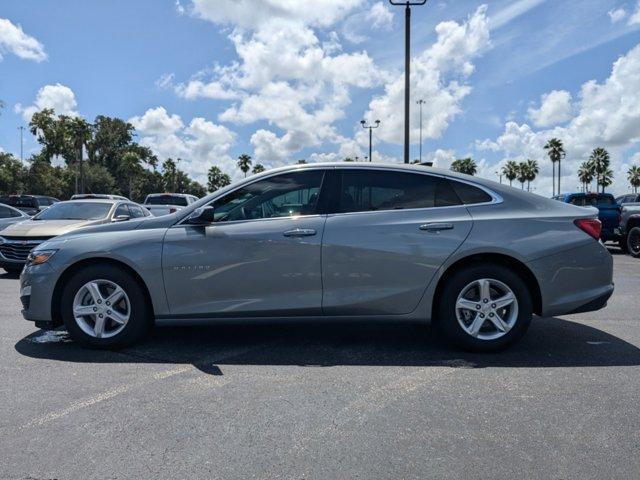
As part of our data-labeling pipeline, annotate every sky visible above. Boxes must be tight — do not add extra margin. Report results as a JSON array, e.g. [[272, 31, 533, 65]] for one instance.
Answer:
[[1, 0, 640, 195]]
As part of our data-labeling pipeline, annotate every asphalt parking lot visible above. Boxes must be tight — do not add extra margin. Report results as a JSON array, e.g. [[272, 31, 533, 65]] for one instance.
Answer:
[[1, 249, 639, 480]]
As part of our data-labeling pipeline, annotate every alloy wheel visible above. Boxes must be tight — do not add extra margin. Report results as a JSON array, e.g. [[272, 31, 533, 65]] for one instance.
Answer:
[[72, 279, 131, 339], [455, 278, 519, 341]]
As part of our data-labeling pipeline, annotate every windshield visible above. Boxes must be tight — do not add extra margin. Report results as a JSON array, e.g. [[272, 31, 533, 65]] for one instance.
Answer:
[[145, 195, 188, 206], [33, 202, 112, 220]]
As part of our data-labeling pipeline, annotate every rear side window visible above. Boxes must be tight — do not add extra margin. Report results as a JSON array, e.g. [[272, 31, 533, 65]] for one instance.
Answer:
[[569, 195, 615, 206], [0, 206, 15, 218], [338, 170, 462, 213], [128, 204, 146, 218], [449, 180, 493, 205]]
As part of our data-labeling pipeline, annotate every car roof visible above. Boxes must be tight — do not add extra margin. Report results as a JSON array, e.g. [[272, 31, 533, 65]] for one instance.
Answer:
[[62, 198, 121, 205]]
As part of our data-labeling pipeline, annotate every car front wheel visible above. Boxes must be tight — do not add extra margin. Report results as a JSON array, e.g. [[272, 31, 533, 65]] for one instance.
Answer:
[[628, 227, 640, 258], [436, 264, 533, 352], [60, 264, 153, 348]]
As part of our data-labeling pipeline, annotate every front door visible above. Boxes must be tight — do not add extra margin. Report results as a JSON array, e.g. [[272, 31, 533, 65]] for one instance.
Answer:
[[321, 168, 473, 315], [162, 169, 327, 317]]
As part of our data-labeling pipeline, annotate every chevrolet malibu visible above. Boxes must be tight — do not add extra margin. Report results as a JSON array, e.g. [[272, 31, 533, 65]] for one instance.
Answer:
[[20, 164, 614, 352]]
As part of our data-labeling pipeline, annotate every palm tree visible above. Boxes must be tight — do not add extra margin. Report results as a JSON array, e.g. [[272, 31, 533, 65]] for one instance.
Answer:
[[501, 160, 519, 187], [516, 162, 528, 190], [252, 164, 265, 174], [207, 165, 231, 192], [627, 165, 640, 193], [600, 167, 614, 193], [297, 159, 307, 164], [450, 157, 477, 176], [523, 159, 539, 191], [589, 147, 610, 193], [237, 154, 252, 178], [577, 162, 594, 193], [544, 138, 565, 196]]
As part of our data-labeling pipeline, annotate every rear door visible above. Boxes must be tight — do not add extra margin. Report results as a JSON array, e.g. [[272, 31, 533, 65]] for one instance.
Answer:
[[321, 168, 474, 316]]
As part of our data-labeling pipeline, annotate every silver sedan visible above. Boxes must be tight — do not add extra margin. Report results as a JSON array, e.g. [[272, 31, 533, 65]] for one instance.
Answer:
[[19, 163, 614, 352]]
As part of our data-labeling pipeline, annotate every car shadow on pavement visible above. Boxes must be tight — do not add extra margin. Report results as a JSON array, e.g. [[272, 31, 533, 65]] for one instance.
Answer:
[[14, 316, 640, 374]]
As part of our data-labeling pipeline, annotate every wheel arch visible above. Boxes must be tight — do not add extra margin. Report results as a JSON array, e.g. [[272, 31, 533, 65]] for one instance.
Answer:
[[627, 215, 640, 231], [431, 252, 542, 320], [51, 257, 155, 326]]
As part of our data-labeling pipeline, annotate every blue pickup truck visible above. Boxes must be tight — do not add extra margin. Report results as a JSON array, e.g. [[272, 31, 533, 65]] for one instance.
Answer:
[[553, 193, 621, 243]]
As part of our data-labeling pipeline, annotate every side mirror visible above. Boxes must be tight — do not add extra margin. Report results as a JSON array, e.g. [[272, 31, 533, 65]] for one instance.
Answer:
[[112, 214, 131, 222], [186, 206, 215, 225]]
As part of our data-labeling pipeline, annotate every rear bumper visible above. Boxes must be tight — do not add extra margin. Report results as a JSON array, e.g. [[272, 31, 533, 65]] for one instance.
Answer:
[[528, 240, 614, 317]]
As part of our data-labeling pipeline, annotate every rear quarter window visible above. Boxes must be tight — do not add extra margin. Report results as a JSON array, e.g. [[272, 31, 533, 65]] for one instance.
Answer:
[[449, 181, 493, 205]]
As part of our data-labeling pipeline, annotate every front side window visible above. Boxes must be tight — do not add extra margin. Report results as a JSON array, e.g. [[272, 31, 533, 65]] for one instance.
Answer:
[[211, 170, 324, 222], [0, 206, 14, 218], [128, 204, 146, 218], [337, 170, 462, 213]]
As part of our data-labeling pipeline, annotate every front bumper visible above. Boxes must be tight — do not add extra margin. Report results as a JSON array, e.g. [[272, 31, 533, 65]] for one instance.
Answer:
[[20, 263, 59, 325]]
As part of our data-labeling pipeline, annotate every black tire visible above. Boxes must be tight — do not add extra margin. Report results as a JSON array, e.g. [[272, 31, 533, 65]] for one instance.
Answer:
[[618, 237, 629, 253], [3, 266, 22, 276], [435, 263, 533, 353], [628, 227, 640, 258], [60, 264, 153, 348]]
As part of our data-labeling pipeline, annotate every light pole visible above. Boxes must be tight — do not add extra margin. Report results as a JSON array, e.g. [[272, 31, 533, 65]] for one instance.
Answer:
[[390, 0, 428, 164], [18, 126, 25, 162], [361, 119, 381, 162], [494, 170, 503, 184], [416, 99, 425, 163]]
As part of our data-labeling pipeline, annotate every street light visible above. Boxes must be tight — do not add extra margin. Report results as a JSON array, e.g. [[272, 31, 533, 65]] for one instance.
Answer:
[[416, 99, 425, 163], [494, 170, 503, 184], [361, 119, 381, 162], [389, 0, 428, 164], [17, 126, 25, 162]]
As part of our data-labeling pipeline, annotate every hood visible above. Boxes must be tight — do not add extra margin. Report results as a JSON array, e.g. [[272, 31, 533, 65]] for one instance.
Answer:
[[0, 219, 104, 238]]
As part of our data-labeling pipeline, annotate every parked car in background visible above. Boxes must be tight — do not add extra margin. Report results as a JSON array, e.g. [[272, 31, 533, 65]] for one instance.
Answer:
[[553, 193, 621, 243], [144, 204, 184, 217], [144, 193, 199, 206], [70, 194, 129, 201], [0, 199, 150, 274], [617, 201, 640, 257], [616, 193, 640, 205], [0, 195, 59, 216], [0, 203, 30, 232], [21, 164, 613, 352]]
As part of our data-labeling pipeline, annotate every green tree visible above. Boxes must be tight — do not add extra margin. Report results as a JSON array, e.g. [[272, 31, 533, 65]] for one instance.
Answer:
[[252, 164, 266, 174], [297, 159, 307, 164], [29, 109, 66, 163], [578, 162, 594, 193], [450, 158, 477, 176], [501, 160, 519, 187], [522, 159, 539, 191], [0, 153, 28, 194], [544, 138, 565, 196], [207, 166, 232, 192], [628, 165, 640, 193], [343, 157, 355, 162], [589, 147, 611, 193], [599, 167, 614, 193], [237, 154, 252, 178], [516, 162, 528, 190], [162, 158, 178, 192], [25, 156, 66, 198]]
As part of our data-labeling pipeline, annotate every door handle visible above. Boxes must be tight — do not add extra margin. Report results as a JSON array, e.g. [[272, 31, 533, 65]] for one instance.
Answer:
[[419, 222, 454, 232], [283, 228, 317, 237]]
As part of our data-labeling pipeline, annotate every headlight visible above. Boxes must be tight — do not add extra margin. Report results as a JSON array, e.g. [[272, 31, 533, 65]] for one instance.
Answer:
[[26, 249, 57, 266]]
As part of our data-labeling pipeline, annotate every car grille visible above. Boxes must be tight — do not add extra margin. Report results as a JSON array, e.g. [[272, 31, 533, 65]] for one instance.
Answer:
[[0, 236, 51, 262]]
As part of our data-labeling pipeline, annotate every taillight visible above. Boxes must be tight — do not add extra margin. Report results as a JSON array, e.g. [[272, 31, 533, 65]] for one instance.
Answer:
[[574, 218, 602, 240]]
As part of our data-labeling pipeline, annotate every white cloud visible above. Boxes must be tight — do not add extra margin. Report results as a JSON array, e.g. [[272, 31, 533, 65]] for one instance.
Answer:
[[608, 7, 627, 23], [0, 18, 47, 62], [17, 83, 78, 121], [131, 107, 238, 183], [527, 90, 573, 127], [342, 1, 393, 44], [189, 0, 363, 29], [366, 5, 491, 145], [129, 107, 184, 136], [629, 2, 640, 25], [489, 0, 547, 30], [478, 43, 640, 195]]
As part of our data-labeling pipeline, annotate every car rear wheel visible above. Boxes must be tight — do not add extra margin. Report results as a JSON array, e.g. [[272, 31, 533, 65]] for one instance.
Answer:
[[436, 264, 533, 352], [628, 227, 640, 258], [60, 264, 153, 348]]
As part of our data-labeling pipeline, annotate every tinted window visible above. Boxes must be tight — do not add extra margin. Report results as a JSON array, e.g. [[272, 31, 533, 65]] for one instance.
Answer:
[[128, 204, 145, 218], [569, 195, 615, 206], [145, 195, 189, 206], [114, 204, 130, 218], [212, 170, 324, 222], [3, 197, 37, 208], [35, 202, 112, 220], [0, 206, 16, 218], [449, 181, 493, 205], [338, 170, 460, 213]]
